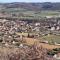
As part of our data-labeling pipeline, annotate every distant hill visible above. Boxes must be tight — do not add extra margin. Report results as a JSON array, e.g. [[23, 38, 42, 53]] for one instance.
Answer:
[[0, 2, 60, 11]]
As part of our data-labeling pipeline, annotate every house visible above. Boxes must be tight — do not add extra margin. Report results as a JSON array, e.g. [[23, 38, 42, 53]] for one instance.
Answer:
[[35, 23, 40, 26], [12, 41, 16, 44], [56, 26, 60, 30], [19, 44, 23, 48]]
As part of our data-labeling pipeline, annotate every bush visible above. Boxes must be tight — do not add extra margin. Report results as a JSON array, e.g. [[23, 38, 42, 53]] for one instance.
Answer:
[[47, 50, 57, 56], [47, 48, 60, 56], [15, 43, 20, 46]]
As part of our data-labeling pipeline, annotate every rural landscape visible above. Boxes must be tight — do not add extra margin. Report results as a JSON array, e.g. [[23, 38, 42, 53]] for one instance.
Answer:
[[0, 2, 60, 60]]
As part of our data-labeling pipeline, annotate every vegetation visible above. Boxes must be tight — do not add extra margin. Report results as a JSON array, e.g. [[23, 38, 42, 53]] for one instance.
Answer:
[[48, 48, 60, 56], [0, 2, 59, 60], [0, 44, 55, 60], [40, 34, 60, 44], [0, 2, 60, 19]]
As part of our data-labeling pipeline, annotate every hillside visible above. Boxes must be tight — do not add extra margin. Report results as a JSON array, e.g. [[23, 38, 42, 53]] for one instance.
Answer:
[[1, 2, 60, 11]]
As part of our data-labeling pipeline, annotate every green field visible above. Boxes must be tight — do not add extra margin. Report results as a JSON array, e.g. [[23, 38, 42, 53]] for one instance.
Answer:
[[40, 34, 60, 44]]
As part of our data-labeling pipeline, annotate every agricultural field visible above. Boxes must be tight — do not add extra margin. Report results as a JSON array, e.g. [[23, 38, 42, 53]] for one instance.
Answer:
[[0, 7, 60, 18]]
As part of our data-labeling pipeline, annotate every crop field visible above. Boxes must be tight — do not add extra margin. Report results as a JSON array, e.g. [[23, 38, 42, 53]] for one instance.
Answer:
[[0, 8, 60, 18]]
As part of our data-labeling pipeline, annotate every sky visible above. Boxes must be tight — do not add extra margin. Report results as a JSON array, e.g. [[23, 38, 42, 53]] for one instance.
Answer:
[[0, 0, 60, 3]]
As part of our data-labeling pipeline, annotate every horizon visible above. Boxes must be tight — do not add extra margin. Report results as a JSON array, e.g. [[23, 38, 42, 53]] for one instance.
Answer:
[[0, 0, 60, 3], [0, 2, 60, 3]]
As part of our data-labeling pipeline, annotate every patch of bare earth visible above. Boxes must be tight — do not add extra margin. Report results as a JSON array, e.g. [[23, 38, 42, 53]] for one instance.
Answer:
[[24, 37, 60, 50]]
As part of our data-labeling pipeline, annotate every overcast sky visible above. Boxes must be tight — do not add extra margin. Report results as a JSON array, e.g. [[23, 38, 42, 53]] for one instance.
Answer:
[[0, 0, 60, 3]]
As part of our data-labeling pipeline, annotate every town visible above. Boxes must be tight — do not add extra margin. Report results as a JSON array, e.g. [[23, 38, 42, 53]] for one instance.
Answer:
[[0, 17, 60, 46]]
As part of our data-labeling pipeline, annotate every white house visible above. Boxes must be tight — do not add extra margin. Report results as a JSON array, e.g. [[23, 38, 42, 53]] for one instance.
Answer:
[[56, 26, 60, 30]]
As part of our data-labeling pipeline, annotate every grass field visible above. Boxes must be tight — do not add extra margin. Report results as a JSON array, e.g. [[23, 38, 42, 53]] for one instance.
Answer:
[[40, 34, 60, 44]]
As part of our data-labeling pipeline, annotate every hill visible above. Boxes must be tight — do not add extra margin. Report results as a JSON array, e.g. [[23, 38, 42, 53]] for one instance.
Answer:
[[0, 2, 60, 19], [1, 2, 60, 11]]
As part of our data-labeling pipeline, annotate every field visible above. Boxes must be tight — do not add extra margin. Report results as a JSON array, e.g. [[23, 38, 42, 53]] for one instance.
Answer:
[[1, 8, 60, 18], [17, 33, 60, 50], [39, 34, 60, 44]]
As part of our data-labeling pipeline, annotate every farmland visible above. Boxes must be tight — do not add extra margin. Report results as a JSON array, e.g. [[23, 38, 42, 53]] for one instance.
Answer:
[[1, 8, 60, 18]]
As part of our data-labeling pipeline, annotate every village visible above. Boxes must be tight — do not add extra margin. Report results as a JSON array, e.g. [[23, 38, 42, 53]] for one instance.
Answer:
[[0, 18, 59, 46], [0, 17, 60, 60]]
